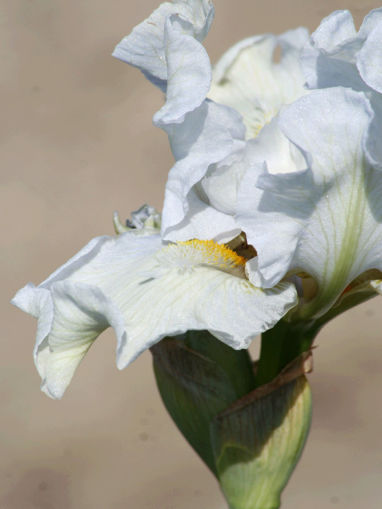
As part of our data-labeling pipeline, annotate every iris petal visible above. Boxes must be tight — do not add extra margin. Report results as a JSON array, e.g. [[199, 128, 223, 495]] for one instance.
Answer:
[[12, 233, 297, 398]]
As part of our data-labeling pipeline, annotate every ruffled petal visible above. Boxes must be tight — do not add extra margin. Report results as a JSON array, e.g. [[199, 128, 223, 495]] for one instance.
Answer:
[[12, 284, 54, 369], [152, 15, 212, 126], [364, 95, 382, 170], [302, 8, 382, 92], [357, 21, 382, 94], [301, 8, 382, 195], [236, 119, 308, 283], [116, 240, 297, 366], [163, 143, 254, 243], [358, 8, 382, 38], [160, 25, 309, 242], [161, 100, 246, 240], [12, 233, 157, 398], [238, 87, 382, 317], [209, 28, 309, 139], [162, 187, 240, 243], [239, 165, 314, 289], [113, 0, 214, 124], [310, 10, 356, 50], [183, 120, 306, 245], [38, 281, 126, 399], [112, 0, 213, 88], [12, 232, 297, 398]]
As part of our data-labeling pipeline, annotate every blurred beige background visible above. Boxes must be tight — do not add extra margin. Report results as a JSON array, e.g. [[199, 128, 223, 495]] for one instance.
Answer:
[[2, 0, 382, 507]]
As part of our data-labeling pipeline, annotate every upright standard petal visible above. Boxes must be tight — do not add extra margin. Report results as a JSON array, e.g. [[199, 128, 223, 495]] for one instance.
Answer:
[[161, 27, 310, 243], [238, 87, 382, 317], [357, 21, 382, 94], [209, 29, 309, 139], [301, 7, 382, 181], [12, 231, 297, 399], [113, 0, 214, 124], [173, 120, 306, 245], [236, 120, 310, 288], [302, 8, 382, 93], [113, 0, 213, 86], [161, 100, 246, 241], [152, 15, 212, 126]]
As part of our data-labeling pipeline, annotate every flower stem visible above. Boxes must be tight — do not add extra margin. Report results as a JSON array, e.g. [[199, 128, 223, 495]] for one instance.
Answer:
[[255, 319, 319, 387]]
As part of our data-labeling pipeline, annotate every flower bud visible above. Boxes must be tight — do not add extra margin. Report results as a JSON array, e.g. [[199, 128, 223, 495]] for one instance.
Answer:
[[211, 356, 312, 509]]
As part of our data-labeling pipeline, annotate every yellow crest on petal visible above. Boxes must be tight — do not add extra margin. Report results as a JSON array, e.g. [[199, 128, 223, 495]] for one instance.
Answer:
[[160, 239, 246, 276]]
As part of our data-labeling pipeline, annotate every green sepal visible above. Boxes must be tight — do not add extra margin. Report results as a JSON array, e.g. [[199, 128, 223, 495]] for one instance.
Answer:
[[151, 331, 256, 475], [211, 354, 313, 509]]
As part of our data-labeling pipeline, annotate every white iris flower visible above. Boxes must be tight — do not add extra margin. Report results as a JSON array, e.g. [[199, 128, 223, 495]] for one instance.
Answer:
[[12, 206, 296, 399], [238, 8, 382, 316], [113, 0, 310, 244], [114, 0, 382, 316], [13, 1, 382, 398], [301, 8, 382, 173], [302, 8, 382, 94]]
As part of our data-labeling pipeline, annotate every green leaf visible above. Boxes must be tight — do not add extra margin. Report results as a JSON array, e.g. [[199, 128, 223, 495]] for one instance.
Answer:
[[151, 331, 256, 475], [211, 355, 312, 509]]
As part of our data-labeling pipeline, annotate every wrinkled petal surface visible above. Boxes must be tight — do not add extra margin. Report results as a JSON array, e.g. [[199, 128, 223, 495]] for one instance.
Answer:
[[357, 21, 382, 94], [161, 100, 246, 240], [235, 118, 308, 286], [153, 15, 212, 126], [113, 0, 213, 86], [302, 8, 382, 93], [238, 87, 382, 317], [209, 28, 309, 138], [12, 233, 297, 398], [113, 0, 214, 124]]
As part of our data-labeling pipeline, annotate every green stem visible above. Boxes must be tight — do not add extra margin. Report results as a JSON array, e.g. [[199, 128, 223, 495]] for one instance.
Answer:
[[254, 287, 374, 388], [255, 319, 320, 387]]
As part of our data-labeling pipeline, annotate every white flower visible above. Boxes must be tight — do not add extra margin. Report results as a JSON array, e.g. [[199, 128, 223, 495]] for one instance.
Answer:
[[231, 7, 382, 317], [302, 8, 382, 94], [12, 207, 296, 399], [113, 0, 309, 244], [113, 0, 214, 126], [301, 8, 382, 170], [208, 28, 309, 139], [238, 87, 382, 317], [14, 2, 382, 400], [115, 1, 382, 318]]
